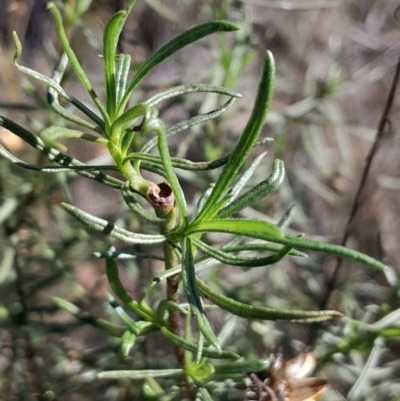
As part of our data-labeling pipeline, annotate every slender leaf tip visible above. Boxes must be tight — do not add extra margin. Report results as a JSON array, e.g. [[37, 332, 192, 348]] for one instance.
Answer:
[[12, 31, 22, 60], [214, 20, 240, 32], [61, 202, 73, 212]]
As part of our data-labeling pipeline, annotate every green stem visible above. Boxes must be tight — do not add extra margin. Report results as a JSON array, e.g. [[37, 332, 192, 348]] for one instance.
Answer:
[[106, 257, 157, 321]]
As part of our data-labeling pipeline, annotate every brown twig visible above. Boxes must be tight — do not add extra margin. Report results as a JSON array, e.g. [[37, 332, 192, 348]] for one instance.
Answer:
[[158, 206, 195, 400], [319, 54, 400, 311]]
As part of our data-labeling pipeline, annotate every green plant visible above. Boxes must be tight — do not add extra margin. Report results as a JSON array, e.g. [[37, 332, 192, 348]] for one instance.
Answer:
[[0, 0, 389, 400]]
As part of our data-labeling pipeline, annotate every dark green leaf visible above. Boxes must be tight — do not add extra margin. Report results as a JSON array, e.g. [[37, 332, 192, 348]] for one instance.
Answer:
[[185, 218, 283, 241], [160, 327, 239, 360], [217, 159, 285, 218], [276, 234, 387, 271], [62, 202, 165, 245], [0, 116, 122, 188], [104, 10, 127, 119], [196, 279, 342, 323], [195, 51, 275, 222], [192, 237, 291, 267], [182, 237, 219, 349]]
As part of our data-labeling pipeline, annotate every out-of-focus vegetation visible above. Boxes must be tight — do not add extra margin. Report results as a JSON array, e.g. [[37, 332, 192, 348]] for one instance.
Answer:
[[1, 1, 400, 400]]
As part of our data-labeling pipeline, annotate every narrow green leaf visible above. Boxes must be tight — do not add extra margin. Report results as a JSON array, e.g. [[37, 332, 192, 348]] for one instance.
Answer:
[[196, 279, 342, 323], [48, 53, 100, 130], [140, 97, 237, 154], [370, 307, 400, 331], [124, 152, 230, 172], [121, 330, 137, 356], [201, 193, 233, 221], [223, 242, 306, 257], [0, 144, 116, 173], [111, 103, 147, 134], [62, 202, 166, 245], [106, 257, 157, 321], [138, 162, 167, 179], [223, 152, 267, 207], [0, 197, 19, 226], [108, 294, 156, 336], [276, 234, 387, 271], [94, 251, 164, 261], [47, 3, 109, 124], [160, 327, 239, 360], [118, 21, 240, 113], [151, 241, 304, 285], [380, 328, 400, 338], [125, 0, 137, 14], [195, 335, 205, 365], [52, 296, 127, 336], [13, 29, 22, 58], [216, 316, 237, 348], [98, 369, 183, 379], [195, 51, 275, 222], [192, 237, 291, 268], [196, 185, 215, 217], [103, 0, 137, 115], [121, 131, 135, 155], [188, 362, 215, 381], [151, 255, 214, 286], [182, 237, 219, 350], [277, 205, 294, 228], [40, 126, 108, 151], [104, 10, 127, 119], [144, 84, 241, 107], [116, 54, 131, 105], [157, 300, 189, 319], [108, 296, 139, 328], [13, 33, 105, 129], [190, 220, 386, 272], [75, 0, 93, 17], [347, 337, 385, 400], [0, 117, 121, 188], [217, 159, 285, 218], [184, 307, 194, 367], [197, 388, 214, 401], [185, 218, 283, 241]]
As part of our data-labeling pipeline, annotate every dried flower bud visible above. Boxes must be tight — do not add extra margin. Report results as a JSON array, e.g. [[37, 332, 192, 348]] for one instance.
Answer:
[[146, 181, 175, 218], [245, 348, 327, 401]]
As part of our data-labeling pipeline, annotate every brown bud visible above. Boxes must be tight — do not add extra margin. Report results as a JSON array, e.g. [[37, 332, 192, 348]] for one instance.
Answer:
[[146, 182, 175, 218], [245, 347, 327, 401]]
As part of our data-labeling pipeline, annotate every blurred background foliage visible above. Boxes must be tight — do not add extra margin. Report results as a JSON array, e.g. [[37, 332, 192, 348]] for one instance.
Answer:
[[1, 0, 400, 400]]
